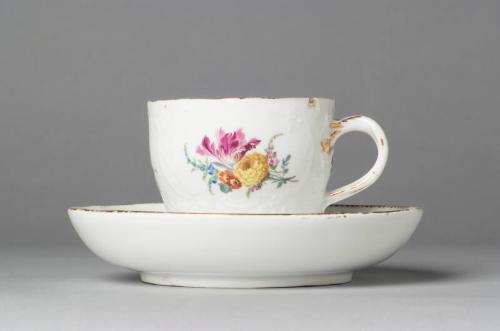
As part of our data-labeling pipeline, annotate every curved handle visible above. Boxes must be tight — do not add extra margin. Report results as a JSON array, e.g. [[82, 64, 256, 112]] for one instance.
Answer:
[[322, 115, 388, 210]]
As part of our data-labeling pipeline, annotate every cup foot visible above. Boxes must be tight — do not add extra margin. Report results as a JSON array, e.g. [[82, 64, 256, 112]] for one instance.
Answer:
[[140, 272, 353, 288]]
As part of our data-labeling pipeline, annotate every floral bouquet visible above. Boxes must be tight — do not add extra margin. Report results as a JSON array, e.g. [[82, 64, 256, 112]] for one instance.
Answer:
[[184, 128, 297, 196]]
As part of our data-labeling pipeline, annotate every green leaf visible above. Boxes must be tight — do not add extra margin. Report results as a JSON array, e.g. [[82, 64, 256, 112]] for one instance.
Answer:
[[277, 182, 283, 188]]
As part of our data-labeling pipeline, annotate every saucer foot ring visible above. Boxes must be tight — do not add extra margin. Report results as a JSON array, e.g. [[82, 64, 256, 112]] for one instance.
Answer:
[[140, 272, 353, 288]]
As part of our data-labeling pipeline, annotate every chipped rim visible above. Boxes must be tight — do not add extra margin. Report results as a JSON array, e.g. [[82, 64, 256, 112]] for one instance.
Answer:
[[68, 204, 422, 216]]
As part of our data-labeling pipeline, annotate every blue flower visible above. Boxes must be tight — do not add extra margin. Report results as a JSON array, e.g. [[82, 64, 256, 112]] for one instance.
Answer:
[[219, 183, 232, 193]]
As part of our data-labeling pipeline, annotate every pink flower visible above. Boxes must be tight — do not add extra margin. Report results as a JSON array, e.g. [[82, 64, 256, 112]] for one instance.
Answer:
[[269, 159, 279, 167], [196, 128, 260, 164], [250, 182, 263, 192]]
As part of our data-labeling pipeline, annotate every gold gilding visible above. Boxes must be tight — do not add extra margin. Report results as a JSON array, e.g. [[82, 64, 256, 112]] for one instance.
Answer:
[[321, 121, 343, 154], [308, 98, 316, 108], [321, 138, 333, 153]]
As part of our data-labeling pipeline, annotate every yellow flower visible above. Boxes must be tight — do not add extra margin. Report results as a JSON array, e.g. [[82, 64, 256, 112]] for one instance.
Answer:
[[234, 152, 269, 187]]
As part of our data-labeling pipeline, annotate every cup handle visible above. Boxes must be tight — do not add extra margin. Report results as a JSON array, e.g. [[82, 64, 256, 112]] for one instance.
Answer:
[[321, 115, 389, 210]]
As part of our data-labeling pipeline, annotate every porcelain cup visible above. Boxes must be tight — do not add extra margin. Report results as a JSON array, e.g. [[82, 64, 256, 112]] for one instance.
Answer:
[[148, 97, 388, 214]]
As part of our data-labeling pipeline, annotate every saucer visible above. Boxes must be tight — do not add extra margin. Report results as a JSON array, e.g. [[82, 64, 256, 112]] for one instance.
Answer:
[[68, 204, 422, 288]]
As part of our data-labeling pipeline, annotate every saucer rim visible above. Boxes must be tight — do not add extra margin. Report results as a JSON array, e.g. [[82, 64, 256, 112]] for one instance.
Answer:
[[68, 203, 422, 217]]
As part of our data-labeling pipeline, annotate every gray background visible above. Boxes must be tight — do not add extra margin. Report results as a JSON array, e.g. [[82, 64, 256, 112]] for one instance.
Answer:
[[2, 0, 499, 248], [1, 0, 499, 330]]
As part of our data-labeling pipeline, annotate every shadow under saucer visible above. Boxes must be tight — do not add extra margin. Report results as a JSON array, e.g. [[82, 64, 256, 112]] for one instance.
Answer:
[[349, 265, 459, 287], [101, 265, 460, 288], [103, 271, 140, 284]]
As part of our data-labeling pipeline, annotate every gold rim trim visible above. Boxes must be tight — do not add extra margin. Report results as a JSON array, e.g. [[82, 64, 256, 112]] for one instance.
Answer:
[[69, 204, 421, 216], [148, 97, 335, 103]]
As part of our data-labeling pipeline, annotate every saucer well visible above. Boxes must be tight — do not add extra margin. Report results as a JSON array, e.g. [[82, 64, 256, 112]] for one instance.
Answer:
[[68, 204, 422, 288]]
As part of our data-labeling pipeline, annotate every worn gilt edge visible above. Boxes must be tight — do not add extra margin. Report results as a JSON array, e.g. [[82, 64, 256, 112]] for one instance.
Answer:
[[308, 97, 316, 108], [321, 121, 344, 153], [340, 115, 362, 122], [68, 205, 420, 215]]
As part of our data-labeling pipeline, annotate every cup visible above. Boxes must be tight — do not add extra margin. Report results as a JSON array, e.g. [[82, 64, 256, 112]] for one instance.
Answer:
[[148, 98, 388, 214]]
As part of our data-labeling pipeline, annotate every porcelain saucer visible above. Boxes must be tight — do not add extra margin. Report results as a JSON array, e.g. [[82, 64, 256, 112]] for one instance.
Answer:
[[68, 204, 422, 288]]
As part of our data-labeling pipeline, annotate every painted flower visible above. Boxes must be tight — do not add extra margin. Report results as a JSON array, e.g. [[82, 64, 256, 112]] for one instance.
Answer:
[[218, 170, 242, 189], [269, 158, 279, 168], [185, 129, 297, 196], [234, 152, 269, 187], [196, 128, 260, 165]]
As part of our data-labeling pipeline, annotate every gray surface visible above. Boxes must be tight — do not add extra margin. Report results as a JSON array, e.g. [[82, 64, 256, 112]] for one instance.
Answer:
[[1, 244, 499, 330]]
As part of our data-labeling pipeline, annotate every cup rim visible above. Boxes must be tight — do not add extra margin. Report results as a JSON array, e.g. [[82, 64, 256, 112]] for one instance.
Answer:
[[147, 97, 335, 104]]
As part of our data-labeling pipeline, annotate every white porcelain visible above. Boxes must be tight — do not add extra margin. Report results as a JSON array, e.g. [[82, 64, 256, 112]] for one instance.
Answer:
[[148, 98, 389, 214], [68, 204, 422, 288]]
